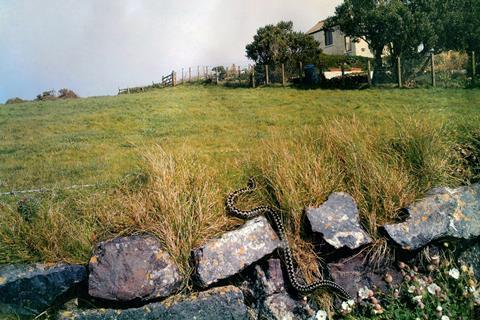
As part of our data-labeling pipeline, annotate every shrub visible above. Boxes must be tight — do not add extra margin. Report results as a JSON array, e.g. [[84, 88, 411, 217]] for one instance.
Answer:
[[58, 88, 79, 99], [5, 97, 26, 104], [321, 73, 369, 89], [36, 90, 56, 101], [318, 53, 372, 71], [17, 197, 40, 222]]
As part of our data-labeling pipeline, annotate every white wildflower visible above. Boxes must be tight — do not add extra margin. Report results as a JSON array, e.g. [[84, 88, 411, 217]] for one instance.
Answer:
[[461, 265, 469, 273], [473, 289, 480, 305], [358, 286, 370, 300], [448, 268, 460, 280], [441, 316, 450, 320], [469, 286, 476, 293], [315, 310, 327, 320], [436, 305, 443, 312], [347, 299, 355, 307], [417, 278, 426, 288], [408, 285, 416, 293], [427, 283, 441, 295], [341, 301, 352, 313], [412, 295, 422, 303]]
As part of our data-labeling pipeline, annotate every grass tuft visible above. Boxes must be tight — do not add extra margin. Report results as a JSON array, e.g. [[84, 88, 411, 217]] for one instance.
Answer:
[[84, 147, 238, 281]]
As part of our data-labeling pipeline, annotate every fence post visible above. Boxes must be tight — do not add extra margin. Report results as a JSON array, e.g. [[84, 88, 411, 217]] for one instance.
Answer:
[[281, 64, 286, 86], [252, 68, 256, 88], [127, 88, 130, 94], [189, 67, 192, 82], [172, 71, 176, 87], [472, 51, 477, 78], [265, 65, 269, 85], [182, 68, 184, 84], [197, 66, 200, 80], [206, 66, 209, 78], [431, 52, 436, 87], [341, 62, 346, 87], [367, 60, 372, 86], [299, 62, 303, 78], [397, 56, 402, 88], [215, 69, 219, 85]]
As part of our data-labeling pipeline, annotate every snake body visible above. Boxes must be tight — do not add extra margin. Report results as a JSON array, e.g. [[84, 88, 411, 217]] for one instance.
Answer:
[[226, 178, 352, 300]]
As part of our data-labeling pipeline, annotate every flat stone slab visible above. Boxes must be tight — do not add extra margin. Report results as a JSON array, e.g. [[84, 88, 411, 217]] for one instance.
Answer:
[[58, 285, 248, 320], [88, 235, 182, 301], [384, 184, 480, 250], [0, 264, 86, 318], [306, 192, 372, 249], [253, 259, 315, 320], [328, 253, 402, 300], [192, 216, 281, 288]]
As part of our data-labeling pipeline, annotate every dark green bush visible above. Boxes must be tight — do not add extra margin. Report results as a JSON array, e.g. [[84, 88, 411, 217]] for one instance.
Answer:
[[318, 53, 372, 70], [17, 197, 40, 222], [5, 97, 27, 104]]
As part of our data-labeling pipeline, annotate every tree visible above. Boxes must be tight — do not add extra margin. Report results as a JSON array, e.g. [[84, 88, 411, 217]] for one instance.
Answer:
[[327, 0, 440, 83], [58, 88, 79, 99], [437, 0, 480, 76], [246, 21, 321, 68]]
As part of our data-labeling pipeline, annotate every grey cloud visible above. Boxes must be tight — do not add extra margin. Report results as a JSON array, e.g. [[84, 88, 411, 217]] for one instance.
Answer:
[[0, 0, 341, 101]]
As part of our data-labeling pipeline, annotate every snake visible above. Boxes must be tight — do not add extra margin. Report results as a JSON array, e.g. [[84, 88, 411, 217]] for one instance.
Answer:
[[226, 177, 352, 301]]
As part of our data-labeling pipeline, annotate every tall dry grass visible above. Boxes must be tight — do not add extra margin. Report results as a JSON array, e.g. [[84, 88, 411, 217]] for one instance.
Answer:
[[251, 117, 460, 278], [85, 147, 238, 281], [0, 200, 95, 264], [0, 117, 465, 294]]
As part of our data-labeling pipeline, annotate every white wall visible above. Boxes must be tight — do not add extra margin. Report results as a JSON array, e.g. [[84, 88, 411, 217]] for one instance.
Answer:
[[311, 28, 373, 58]]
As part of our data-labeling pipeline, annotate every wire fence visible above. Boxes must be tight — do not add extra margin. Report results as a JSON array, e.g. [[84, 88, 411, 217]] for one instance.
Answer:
[[118, 50, 477, 93], [0, 184, 97, 196], [374, 51, 476, 88]]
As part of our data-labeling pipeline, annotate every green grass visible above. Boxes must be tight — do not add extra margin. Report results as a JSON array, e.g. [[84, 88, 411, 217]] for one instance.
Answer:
[[0, 85, 479, 312], [0, 85, 478, 190]]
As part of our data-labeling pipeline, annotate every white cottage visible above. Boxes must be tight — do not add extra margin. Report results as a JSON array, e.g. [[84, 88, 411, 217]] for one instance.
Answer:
[[307, 20, 373, 58]]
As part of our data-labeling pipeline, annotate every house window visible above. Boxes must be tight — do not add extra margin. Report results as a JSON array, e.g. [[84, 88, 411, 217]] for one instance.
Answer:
[[345, 36, 352, 52], [324, 30, 333, 46]]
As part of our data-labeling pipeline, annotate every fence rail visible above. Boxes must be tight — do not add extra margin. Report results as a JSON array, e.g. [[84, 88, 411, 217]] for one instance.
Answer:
[[118, 71, 177, 94]]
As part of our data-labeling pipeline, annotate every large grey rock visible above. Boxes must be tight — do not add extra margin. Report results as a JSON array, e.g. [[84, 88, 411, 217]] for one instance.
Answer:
[[384, 184, 480, 250], [248, 259, 316, 320], [306, 192, 372, 250], [58, 285, 248, 320], [254, 259, 286, 297], [235, 258, 315, 320], [88, 235, 182, 301], [328, 253, 402, 300], [0, 264, 86, 319], [192, 216, 281, 288], [261, 294, 313, 320]]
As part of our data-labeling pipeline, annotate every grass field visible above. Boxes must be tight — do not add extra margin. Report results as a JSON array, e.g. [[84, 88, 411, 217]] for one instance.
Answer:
[[0, 85, 479, 289], [1, 85, 478, 190]]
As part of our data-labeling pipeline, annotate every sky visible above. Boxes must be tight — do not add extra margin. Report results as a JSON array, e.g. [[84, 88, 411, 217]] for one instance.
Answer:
[[0, 0, 341, 102]]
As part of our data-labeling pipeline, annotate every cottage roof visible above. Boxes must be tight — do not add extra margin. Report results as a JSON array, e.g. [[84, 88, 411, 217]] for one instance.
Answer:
[[306, 20, 325, 35]]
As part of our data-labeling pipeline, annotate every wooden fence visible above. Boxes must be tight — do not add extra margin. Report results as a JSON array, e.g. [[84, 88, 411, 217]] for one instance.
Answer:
[[118, 51, 477, 94], [118, 71, 177, 94]]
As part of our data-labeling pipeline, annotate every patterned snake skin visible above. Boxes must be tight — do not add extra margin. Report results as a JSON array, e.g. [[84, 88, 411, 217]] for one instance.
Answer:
[[226, 178, 352, 300]]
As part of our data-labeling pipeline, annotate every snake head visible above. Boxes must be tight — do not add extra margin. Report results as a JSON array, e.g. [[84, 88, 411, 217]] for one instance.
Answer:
[[247, 177, 256, 189]]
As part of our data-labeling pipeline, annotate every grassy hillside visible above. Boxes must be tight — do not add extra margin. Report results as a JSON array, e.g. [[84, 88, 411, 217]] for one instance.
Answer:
[[0, 85, 479, 291], [1, 85, 478, 190]]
